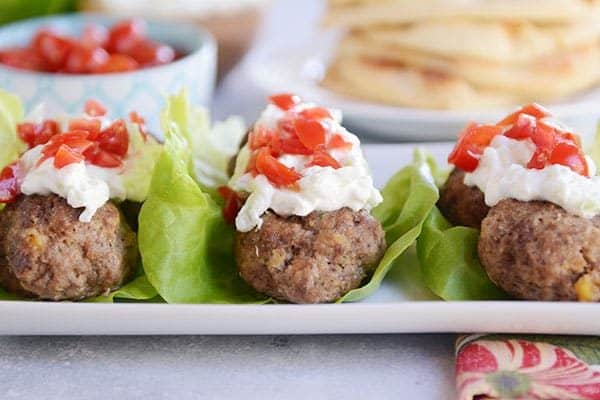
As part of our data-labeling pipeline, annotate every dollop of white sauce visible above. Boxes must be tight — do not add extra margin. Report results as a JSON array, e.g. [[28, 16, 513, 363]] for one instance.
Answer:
[[464, 135, 600, 218], [18, 146, 125, 222], [229, 104, 382, 232]]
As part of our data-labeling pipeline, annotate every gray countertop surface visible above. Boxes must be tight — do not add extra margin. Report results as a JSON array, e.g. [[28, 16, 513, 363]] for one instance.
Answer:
[[1, 1, 458, 399]]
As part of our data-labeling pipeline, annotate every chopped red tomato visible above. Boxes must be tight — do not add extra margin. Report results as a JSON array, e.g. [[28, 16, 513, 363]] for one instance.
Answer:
[[53, 144, 85, 168], [498, 103, 550, 126], [84, 99, 107, 117], [294, 118, 326, 150], [269, 93, 300, 111], [17, 119, 61, 148], [84, 143, 123, 168], [529, 120, 556, 150], [328, 134, 353, 150], [448, 123, 503, 172], [299, 107, 331, 120], [0, 162, 20, 203], [129, 111, 148, 140], [504, 113, 536, 140], [82, 24, 109, 48], [126, 40, 175, 66], [255, 148, 301, 187], [307, 150, 341, 169], [0, 48, 46, 71], [96, 54, 139, 73], [217, 186, 243, 224], [549, 142, 589, 176], [97, 119, 129, 157], [63, 45, 109, 73], [107, 19, 147, 54], [69, 118, 101, 139], [32, 31, 73, 70], [249, 126, 275, 150]]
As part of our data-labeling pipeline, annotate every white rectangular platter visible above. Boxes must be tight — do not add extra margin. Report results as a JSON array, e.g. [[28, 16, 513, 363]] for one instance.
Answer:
[[1, 143, 598, 335]]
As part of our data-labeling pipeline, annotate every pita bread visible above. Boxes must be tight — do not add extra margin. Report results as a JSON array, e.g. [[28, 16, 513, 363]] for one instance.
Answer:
[[325, 0, 600, 27], [322, 56, 522, 110], [357, 18, 600, 63], [339, 34, 600, 98]]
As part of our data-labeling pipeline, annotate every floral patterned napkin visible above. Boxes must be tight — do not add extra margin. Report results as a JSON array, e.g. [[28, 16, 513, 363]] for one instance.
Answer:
[[456, 334, 600, 400]]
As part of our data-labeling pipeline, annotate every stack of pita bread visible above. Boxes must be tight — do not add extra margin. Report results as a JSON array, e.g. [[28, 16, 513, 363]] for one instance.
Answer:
[[322, 0, 600, 110]]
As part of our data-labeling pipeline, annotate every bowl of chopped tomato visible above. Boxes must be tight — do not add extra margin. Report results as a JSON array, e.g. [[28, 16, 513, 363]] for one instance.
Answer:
[[0, 14, 216, 135]]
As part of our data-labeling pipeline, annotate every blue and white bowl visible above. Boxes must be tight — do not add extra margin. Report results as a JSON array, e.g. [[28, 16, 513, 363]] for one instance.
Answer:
[[0, 14, 217, 135]]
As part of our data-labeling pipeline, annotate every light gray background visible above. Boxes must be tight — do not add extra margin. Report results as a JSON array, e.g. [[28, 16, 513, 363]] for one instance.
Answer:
[[0, 1, 457, 399]]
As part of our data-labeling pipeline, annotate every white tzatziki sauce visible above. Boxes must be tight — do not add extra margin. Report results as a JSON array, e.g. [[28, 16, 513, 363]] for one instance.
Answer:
[[229, 103, 382, 232], [464, 135, 600, 218], [18, 145, 125, 222]]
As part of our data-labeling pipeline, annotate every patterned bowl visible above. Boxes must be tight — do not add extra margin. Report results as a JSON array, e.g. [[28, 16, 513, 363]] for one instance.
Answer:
[[0, 14, 217, 135]]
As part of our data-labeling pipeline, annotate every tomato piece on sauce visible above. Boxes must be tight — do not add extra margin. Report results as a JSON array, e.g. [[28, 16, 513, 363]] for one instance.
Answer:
[[84, 99, 107, 117], [448, 123, 503, 172], [0, 162, 20, 203], [504, 113, 536, 140], [328, 134, 353, 150], [498, 103, 551, 126], [54, 144, 85, 168], [269, 93, 301, 111], [97, 119, 129, 157], [299, 107, 331, 120], [549, 142, 589, 176], [217, 186, 243, 224], [17, 119, 61, 148], [294, 118, 326, 150], [84, 143, 123, 168], [255, 148, 301, 187], [307, 150, 341, 169]]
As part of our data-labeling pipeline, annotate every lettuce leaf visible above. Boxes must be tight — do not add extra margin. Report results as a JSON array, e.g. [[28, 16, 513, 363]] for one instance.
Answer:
[[137, 126, 266, 303], [160, 90, 246, 190], [339, 150, 439, 302], [417, 207, 508, 300], [121, 125, 163, 202], [0, 89, 26, 169]]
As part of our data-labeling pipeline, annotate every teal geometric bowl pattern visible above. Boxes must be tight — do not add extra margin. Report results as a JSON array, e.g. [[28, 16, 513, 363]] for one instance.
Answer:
[[0, 14, 217, 137]]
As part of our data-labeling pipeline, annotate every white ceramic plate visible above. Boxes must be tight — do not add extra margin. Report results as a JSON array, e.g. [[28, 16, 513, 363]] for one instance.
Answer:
[[247, 38, 600, 144], [1, 143, 599, 335]]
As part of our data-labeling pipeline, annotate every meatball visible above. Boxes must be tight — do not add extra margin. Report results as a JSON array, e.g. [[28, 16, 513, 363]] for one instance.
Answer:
[[438, 168, 489, 229], [0, 194, 137, 301], [478, 199, 600, 301], [235, 208, 386, 303]]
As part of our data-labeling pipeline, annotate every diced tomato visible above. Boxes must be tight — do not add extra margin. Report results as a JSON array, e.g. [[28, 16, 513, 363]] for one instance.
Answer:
[[294, 118, 326, 150], [126, 40, 175, 66], [280, 132, 312, 155], [0, 48, 46, 71], [69, 118, 101, 139], [504, 113, 536, 140], [530, 120, 557, 151], [129, 111, 148, 140], [549, 142, 589, 176], [106, 19, 147, 54], [307, 150, 341, 169], [497, 103, 551, 126], [526, 148, 549, 170], [217, 186, 243, 224], [62, 45, 109, 73], [84, 99, 107, 117], [97, 119, 129, 157], [560, 132, 582, 148], [32, 30, 73, 70], [448, 123, 503, 172], [299, 107, 331, 120], [18, 119, 61, 148], [255, 148, 301, 187], [95, 54, 139, 73], [269, 93, 300, 111], [84, 143, 123, 168], [82, 24, 109, 48], [249, 126, 275, 150], [0, 162, 20, 203], [328, 134, 353, 150], [53, 144, 84, 168]]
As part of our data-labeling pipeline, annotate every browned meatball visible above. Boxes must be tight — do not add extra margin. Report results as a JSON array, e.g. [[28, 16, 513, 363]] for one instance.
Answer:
[[478, 199, 600, 301], [235, 208, 386, 303], [438, 168, 489, 229], [0, 194, 137, 301]]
